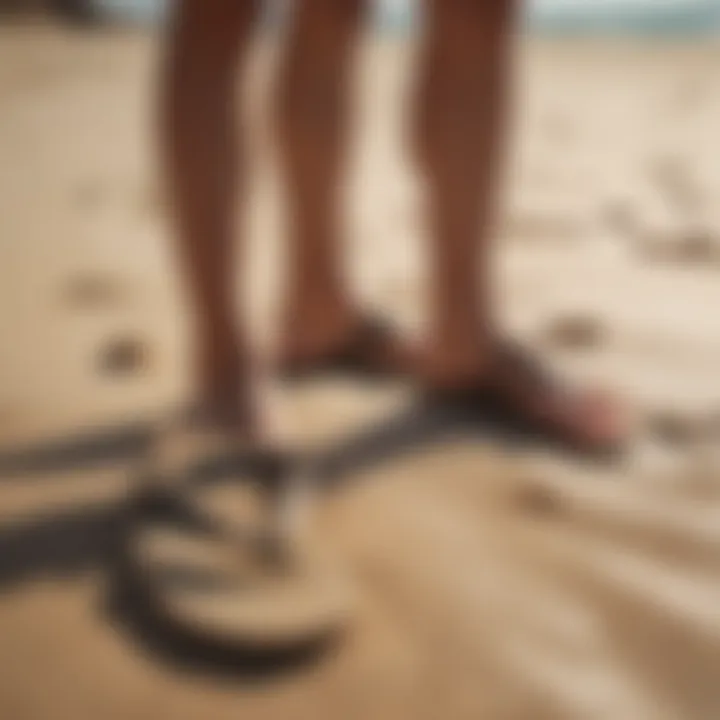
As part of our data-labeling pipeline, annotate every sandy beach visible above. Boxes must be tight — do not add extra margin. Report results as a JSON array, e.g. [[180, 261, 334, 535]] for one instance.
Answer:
[[1, 20, 720, 720]]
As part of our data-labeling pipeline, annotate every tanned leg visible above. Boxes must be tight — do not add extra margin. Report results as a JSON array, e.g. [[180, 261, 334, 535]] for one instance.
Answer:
[[415, 0, 624, 449], [415, 0, 514, 386], [275, 0, 366, 362], [161, 0, 259, 427]]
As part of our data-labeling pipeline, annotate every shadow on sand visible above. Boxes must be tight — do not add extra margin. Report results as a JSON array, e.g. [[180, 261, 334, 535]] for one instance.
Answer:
[[0, 400, 530, 678]]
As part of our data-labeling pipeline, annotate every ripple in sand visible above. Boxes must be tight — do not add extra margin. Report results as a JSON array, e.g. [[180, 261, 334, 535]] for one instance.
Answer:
[[97, 335, 150, 377]]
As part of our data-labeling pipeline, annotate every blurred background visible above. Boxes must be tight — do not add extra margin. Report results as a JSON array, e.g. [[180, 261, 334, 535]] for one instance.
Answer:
[[1, 2, 720, 719], [4, 0, 720, 29], [5, 0, 720, 31]]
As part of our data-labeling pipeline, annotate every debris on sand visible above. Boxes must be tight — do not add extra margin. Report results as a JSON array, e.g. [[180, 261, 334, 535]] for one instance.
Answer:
[[668, 230, 719, 263], [646, 410, 707, 447], [97, 335, 149, 376], [543, 315, 606, 351], [639, 227, 720, 266]]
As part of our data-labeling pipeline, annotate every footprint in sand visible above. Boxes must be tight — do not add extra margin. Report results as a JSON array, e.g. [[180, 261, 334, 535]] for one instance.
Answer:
[[97, 335, 150, 377]]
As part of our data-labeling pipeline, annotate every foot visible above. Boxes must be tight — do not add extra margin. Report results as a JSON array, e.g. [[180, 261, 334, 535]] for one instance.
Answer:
[[194, 341, 259, 435], [424, 340, 627, 457]]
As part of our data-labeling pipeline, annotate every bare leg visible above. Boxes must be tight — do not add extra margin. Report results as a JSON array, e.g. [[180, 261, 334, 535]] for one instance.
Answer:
[[415, 0, 514, 387], [275, 0, 365, 360], [415, 0, 624, 449], [161, 0, 258, 427]]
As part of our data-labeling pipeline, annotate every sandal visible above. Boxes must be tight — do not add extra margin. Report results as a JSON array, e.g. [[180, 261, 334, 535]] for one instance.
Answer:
[[114, 407, 355, 661], [278, 316, 415, 382]]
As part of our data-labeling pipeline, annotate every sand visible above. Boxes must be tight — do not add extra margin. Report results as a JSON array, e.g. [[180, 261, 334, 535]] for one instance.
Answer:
[[1, 20, 720, 720]]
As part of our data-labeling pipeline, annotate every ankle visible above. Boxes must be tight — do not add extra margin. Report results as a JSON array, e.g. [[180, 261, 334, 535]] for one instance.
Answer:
[[196, 335, 249, 394], [282, 299, 358, 358]]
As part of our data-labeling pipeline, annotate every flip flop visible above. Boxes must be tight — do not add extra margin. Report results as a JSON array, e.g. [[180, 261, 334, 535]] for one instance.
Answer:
[[280, 316, 626, 460], [278, 316, 413, 383], [114, 409, 356, 664]]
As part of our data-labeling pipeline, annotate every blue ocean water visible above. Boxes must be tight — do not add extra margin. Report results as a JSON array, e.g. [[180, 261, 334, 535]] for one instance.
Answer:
[[530, 0, 720, 34], [98, 0, 720, 34]]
